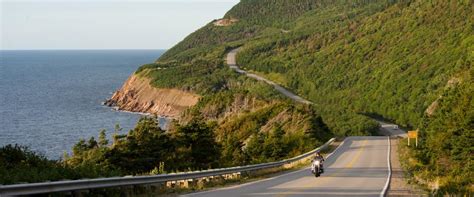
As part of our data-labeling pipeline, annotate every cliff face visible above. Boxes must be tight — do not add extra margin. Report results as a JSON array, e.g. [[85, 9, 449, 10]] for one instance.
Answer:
[[106, 74, 200, 119]]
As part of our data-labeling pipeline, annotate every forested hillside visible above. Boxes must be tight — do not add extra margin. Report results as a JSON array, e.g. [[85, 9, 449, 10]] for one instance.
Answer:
[[1, 0, 471, 194], [237, 0, 471, 130], [133, 0, 473, 193], [2, 0, 463, 192], [235, 0, 473, 193]]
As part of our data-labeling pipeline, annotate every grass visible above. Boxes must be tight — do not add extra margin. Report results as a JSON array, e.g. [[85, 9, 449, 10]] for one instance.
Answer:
[[397, 138, 433, 194]]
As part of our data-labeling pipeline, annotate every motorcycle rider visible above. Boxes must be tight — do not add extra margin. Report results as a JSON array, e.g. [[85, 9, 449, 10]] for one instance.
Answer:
[[312, 152, 325, 173]]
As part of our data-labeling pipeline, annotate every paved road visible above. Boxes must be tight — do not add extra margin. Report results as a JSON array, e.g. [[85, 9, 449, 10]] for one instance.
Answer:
[[184, 136, 390, 197], [376, 120, 407, 137], [227, 49, 312, 105], [216, 49, 391, 196]]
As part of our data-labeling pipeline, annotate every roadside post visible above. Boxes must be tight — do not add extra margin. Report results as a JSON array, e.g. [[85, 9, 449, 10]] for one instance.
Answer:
[[407, 129, 418, 147]]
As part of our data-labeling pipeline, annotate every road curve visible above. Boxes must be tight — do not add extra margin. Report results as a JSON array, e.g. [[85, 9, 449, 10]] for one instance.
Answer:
[[183, 136, 390, 197], [217, 49, 391, 196], [227, 48, 312, 105], [377, 120, 407, 137]]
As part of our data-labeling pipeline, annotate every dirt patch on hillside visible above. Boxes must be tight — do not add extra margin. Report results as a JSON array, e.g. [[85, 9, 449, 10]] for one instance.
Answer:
[[425, 76, 462, 117], [105, 74, 200, 119], [213, 18, 238, 26]]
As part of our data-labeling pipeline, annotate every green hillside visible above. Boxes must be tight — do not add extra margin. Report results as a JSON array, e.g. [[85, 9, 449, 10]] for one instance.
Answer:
[[136, 0, 472, 193], [235, 0, 473, 192], [1, 0, 471, 193]]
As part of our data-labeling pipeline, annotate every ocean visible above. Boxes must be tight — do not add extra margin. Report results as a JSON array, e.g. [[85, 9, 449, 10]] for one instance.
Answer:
[[0, 50, 165, 159]]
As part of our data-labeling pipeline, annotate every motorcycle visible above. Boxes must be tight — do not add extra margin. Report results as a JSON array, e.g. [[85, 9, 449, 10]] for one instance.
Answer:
[[311, 159, 324, 177]]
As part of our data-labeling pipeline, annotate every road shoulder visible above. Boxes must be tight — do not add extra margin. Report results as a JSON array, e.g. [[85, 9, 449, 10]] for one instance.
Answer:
[[388, 138, 426, 196]]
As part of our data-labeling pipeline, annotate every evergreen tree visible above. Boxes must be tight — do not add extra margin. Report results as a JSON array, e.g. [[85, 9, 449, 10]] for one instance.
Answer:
[[112, 124, 122, 145], [264, 125, 286, 160], [87, 137, 98, 149], [245, 132, 266, 163], [305, 115, 330, 146], [174, 121, 221, 170], [105, 117, 171, 174], [72, 139, 88, 156], [98, 129, 108, 147], [221, 134, 246, 166]]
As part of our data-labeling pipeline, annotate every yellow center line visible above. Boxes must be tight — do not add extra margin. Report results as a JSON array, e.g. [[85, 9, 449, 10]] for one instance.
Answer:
[[277, 139, 368, 197], [315, 139, 369, 180], [345, 139, 368, 168], [295, 139, 368, 190]]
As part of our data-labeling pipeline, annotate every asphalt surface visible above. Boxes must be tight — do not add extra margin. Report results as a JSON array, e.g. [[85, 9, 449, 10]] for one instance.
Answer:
[[184, 136, 390, 197], [227, 49, 312, 104], [377, 120, 407, 137]]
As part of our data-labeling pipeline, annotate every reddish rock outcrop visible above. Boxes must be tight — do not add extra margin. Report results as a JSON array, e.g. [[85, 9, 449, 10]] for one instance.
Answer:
[[105, 74, 200, 119]]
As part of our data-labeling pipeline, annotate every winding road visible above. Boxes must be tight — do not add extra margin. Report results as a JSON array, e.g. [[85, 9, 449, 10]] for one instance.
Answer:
[[180, 49, 406, 196], [227, 48, 312, 105]]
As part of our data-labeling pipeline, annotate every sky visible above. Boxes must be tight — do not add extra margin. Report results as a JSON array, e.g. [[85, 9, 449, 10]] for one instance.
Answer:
[[0, 0, 239, 50]]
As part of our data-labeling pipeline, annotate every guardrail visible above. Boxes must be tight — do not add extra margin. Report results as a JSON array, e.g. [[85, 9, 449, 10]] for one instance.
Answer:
[[0, 138, 335, 196]]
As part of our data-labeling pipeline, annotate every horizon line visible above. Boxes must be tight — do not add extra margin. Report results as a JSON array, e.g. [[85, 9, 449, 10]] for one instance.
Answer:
[[0, 48, 168, 51]]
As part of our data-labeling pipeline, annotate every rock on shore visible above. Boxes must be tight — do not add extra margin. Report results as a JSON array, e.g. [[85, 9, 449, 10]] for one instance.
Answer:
[[105, 74, 200, 119]]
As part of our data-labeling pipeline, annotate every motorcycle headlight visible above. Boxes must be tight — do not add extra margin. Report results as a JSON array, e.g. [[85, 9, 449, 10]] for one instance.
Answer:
[[314, 160, 320, 165]]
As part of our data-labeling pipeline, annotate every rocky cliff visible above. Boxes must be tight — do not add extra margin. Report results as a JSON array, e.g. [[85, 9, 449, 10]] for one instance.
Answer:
[[105, 74, 200, 119]]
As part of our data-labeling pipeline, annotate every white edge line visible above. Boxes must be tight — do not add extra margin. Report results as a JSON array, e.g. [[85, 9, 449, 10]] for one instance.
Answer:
[[181, 139, 346, 197], [380, 136, 391, 197]]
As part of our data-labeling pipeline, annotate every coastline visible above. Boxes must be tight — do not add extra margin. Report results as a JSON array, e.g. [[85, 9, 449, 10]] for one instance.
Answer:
[[103, 73, 200, 120], [103, 102, 173, 130]]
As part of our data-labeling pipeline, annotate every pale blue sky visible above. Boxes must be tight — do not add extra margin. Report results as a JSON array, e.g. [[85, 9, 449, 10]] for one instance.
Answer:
[[1, 0, 239, 50]]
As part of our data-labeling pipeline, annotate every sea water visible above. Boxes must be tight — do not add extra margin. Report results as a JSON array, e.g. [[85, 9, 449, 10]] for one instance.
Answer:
[[0, 50, 165, 159]]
